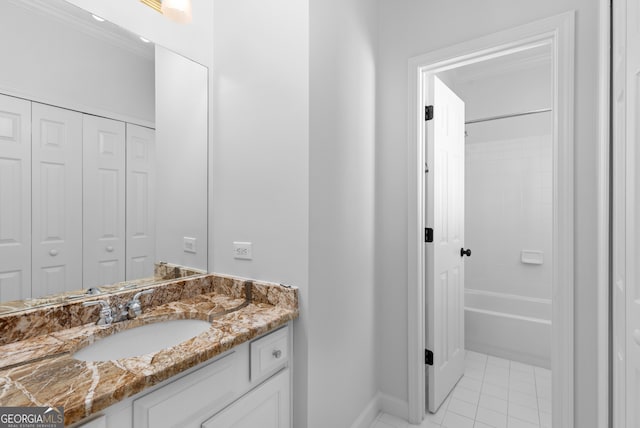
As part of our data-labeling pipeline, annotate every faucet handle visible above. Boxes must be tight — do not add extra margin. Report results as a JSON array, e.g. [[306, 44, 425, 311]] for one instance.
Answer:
[[127, 289, 154, 319], [83, 300, 114, 325], [132, 289, 154, 301]]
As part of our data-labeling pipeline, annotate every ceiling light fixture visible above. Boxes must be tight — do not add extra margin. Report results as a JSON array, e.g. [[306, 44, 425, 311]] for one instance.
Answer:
[[91, 14, 105, 22], [160, 0, 192, 24], [139, 36, 151, 43]]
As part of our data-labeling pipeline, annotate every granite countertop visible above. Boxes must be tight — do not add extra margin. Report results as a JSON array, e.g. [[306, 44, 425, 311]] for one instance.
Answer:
[[0, 274, 299, 426]]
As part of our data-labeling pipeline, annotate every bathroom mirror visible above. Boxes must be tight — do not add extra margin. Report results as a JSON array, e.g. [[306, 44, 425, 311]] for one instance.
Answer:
[[0, 0, 208, 313]]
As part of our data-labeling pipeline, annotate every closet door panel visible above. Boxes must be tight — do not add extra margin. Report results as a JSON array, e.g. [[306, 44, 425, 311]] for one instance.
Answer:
[[83, 115, 126, 288], [0, 94, 31, 301], [126, 124, 155, 280], [32, 103, 82, 296]]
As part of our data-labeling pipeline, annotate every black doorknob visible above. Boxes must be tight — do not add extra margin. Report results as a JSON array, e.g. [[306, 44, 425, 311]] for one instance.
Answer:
[[460, 248, 472, 257]]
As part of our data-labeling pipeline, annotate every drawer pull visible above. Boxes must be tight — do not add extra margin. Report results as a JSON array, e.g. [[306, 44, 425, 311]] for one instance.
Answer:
[[49, 249, 59, 257], [272, 349, 282, 359]]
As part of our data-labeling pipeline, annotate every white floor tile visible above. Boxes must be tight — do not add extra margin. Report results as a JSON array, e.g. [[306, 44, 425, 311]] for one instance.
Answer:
[[373, 353, 552, 428], [487, 356, 510, 368], [537, 397, 551, 414], [479, 393, 508, 414], [508, 402, 540, 425], [534, 367, 551, 380], [481, 382, 509, 400], [466, 359, 487, 371], [510, 361, 535, 374], [485, 365, 509, 378], [453, 386, 481, 405], [442, 411, 475, 428], [465, 367, 485, 381], [539, 411, 552, 427], [372, 421, 396, 428], [466, 351, 488, 363], [476, 407, 508, 428], [447, 397, 478, 419], [413, 419, 441, 428], [484, 372, 510, 388], [509, 379, 537, 396], [379, 413, 410, 428], [507, 416, 540, 428], [509, 390, 539, 410], [459, 376, 483, 392], [536, 383, 552, 400], [510, 370, 535, 384]]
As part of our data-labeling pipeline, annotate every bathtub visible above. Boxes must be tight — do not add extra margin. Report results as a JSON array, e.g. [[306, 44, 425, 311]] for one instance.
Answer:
[[464, 289, 551, 368]]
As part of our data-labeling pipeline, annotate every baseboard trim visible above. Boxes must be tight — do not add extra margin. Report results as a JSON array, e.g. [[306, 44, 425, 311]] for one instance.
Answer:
[[349, 393, 409, 428], [349, 394, 381, 428], [379, 393, 408, 420]]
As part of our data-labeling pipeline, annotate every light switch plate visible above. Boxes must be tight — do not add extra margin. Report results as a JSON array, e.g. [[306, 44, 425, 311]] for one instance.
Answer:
[[233, 242, 252, 260]]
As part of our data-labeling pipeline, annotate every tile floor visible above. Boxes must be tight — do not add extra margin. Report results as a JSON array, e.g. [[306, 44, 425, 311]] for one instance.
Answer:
[[370, 351, 552, 428]]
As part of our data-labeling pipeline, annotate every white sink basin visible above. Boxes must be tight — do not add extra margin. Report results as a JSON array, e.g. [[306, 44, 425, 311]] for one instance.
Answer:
[[73, 319, 211, 362]]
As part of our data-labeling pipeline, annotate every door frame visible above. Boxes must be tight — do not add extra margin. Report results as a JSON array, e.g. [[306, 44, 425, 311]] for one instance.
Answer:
[[406, 12, 576, 426]]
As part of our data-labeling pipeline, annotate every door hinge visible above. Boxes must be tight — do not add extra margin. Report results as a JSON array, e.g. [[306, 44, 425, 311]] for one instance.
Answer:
[[425, 228, 433, 243], [425, 349, 433, 366], [425, 105, 434, 121]]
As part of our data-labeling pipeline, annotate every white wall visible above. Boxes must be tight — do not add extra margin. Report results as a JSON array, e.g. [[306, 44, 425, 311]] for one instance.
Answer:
[[376, 1, 600, 426], [309, 0, 378, 426], [210, 0, 310, 426], [155, 46, 208, 270], [0, 1, 154, 125]]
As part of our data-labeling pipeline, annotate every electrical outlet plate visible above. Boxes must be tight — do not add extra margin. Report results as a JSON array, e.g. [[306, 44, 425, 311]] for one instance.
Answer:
[[233, 242, 252, 260], [183, 237, 197, 254]]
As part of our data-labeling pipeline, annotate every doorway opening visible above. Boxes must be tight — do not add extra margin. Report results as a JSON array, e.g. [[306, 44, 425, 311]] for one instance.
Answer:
[[407, 12, 575, 428]]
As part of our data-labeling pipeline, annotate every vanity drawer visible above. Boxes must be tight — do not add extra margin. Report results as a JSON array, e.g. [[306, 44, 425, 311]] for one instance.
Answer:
[[133, 351, 241, 428], [250, 326, 289, 383]]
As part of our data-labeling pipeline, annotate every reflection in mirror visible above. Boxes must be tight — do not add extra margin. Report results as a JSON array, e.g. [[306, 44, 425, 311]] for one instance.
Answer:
[[0, 0, 208, 314]]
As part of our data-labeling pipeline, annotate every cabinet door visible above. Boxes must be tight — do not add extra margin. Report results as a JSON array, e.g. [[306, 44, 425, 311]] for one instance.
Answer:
[[0, 94, 31, 301], [126, 124, 155, 280], [32, 103, 82, 296], [83, 115, 126, 288], [202, 369, 290, 428], [133, 352, 242, 428]]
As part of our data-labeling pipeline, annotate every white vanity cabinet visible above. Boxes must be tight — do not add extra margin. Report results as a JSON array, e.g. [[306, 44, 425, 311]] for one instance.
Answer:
[[201, 368, 290, 428], [73, 324, 291, 428]]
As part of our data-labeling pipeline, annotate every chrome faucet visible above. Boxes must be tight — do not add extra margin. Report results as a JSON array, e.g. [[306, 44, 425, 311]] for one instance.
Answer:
[[83, 289, 155, 325], [82, 300, 114, 326], [126, 289, 154, 319]]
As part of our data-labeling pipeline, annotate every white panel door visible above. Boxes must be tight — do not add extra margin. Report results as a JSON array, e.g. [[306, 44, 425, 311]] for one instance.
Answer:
[[425, 75, 466, 412], [627, 0, 640, 426], [202, 369, 290, 428], [83, 115, 126, 288], [126, 124, 155, 280], [32, 103, 82, 297], [0, 94, 31, 301]]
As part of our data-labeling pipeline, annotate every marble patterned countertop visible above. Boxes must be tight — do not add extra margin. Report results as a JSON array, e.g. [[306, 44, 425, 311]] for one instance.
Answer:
[[0, 274, 299, 425]]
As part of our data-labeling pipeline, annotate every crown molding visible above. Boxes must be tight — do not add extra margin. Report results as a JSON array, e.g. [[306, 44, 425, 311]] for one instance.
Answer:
[[7, 0, 154, 61]]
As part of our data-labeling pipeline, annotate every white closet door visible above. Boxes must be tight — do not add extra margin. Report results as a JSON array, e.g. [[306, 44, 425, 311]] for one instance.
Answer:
[[83, 115, 126, 288], [31, 103, 82, 297], [0, 94, 31, 301], [126, 123, 156, 280]]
